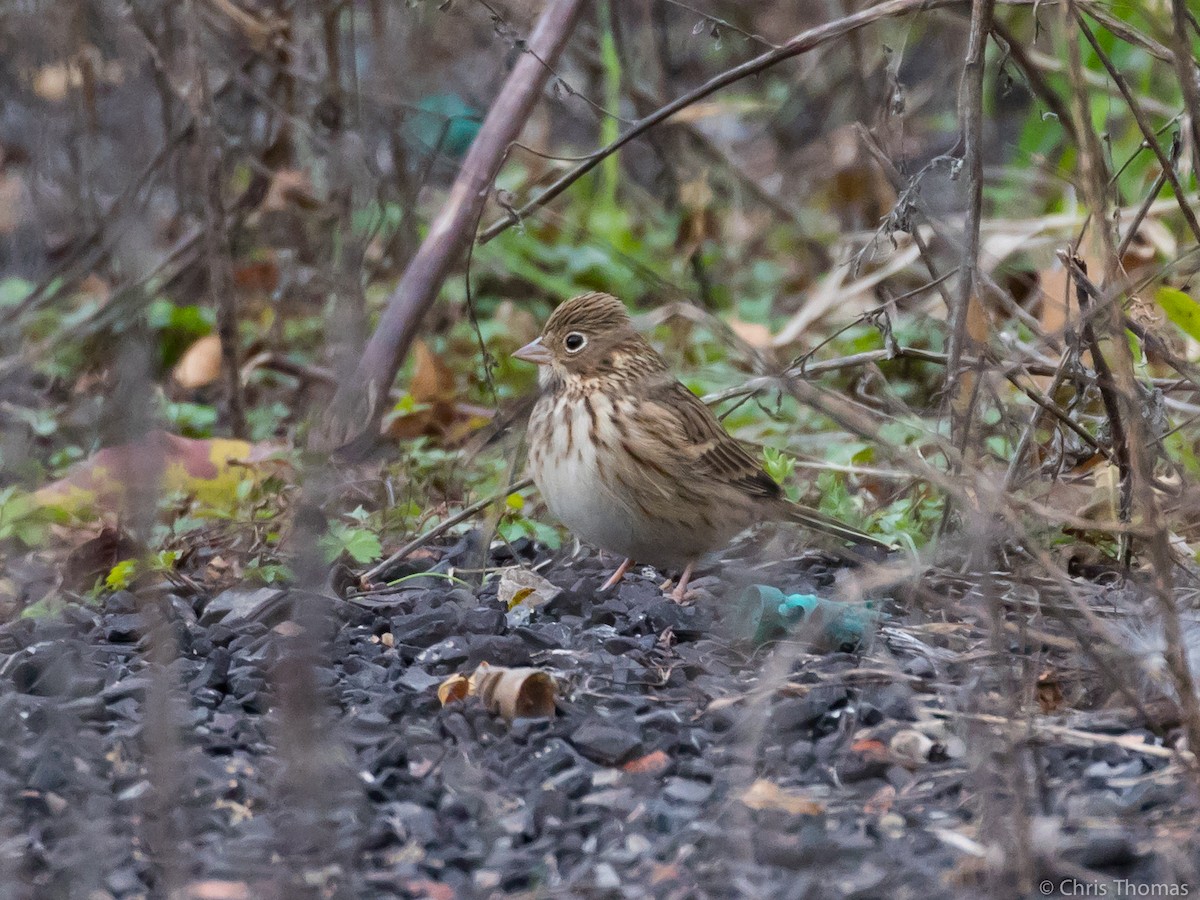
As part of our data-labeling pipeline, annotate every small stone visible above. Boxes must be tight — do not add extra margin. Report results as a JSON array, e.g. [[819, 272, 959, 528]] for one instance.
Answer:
[[593, 863, 621, 889], [889, 729, 934, 767], [200, 588, 285, 627], [104, 614, 144, 644], [570, 723, 643, 766], [474, 870, 501, 890], [879, 812, 905, 838], [664, 777, 713, 805]]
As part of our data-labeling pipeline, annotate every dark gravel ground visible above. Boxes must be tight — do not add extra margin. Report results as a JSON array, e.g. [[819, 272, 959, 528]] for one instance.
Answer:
[[2, 538, 1198, 899]]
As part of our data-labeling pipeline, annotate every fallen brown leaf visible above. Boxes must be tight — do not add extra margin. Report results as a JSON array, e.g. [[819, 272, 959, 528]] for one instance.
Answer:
[[740, 778, 824, 816], [173, 334, 224, 390], [622, 750, 671, 775]]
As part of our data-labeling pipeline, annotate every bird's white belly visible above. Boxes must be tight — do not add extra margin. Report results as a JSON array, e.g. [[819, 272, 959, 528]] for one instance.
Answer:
[[530, 395, 702, 568]]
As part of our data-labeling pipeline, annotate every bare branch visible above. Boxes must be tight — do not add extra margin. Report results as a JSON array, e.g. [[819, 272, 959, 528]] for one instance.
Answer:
[[478, 0, 1041, 246], [945, 0, 996, 450], [318, 0, 587, 448]]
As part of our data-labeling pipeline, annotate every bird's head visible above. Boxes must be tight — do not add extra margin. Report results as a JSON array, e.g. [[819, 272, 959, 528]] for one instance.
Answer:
[[513, 292, 663, 386]]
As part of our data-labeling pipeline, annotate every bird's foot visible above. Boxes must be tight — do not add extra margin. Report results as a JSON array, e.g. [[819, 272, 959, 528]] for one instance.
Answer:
[[666, 562, 696, 604], [600, 557, 635, 592]]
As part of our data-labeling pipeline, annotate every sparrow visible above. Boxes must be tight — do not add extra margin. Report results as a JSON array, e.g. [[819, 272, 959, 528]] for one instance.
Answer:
[[513, 292, 889, 600]]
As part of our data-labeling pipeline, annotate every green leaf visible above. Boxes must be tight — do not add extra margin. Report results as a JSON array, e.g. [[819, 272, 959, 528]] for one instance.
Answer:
[[105, 559, 139, 591], [762, 447, 796, 485], [151, 550, 179, 571], [1155, 287, 1200, 343], [321, 522, 382, 564]]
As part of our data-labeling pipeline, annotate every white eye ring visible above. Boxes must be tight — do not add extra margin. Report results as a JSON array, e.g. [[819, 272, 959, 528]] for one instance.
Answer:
[[564, 332, 587, 353]]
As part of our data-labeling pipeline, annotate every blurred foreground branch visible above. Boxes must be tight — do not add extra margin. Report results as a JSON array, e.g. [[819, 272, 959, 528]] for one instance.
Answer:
[[317, 0, 587, 451]]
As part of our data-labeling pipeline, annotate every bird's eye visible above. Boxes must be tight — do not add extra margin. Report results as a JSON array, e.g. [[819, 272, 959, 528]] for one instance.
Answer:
[[564, 332, 587, 353]]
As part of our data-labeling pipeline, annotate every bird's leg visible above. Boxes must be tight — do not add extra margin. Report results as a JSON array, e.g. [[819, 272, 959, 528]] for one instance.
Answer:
[[670, 562, 696, 603], [601, 557, 635, 591]]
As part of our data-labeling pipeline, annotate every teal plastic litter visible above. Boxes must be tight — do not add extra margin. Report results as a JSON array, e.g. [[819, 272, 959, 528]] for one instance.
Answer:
[[409, 94, 482, 159], [736, 585, 881, 649]]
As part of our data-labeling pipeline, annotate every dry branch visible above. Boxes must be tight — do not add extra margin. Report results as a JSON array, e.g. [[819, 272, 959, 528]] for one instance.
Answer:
[[945, 0, 995, 448], [1169, 0, 1200, 179], [478, 0, 1043, 246], [1075, 10, 1200, 248], [319, 0, 587, 448], [1065, 0, 1200, 764]]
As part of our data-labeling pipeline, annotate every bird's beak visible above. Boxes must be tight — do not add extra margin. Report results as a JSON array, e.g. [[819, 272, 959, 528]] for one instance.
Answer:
[[513, 336, 553, 365]]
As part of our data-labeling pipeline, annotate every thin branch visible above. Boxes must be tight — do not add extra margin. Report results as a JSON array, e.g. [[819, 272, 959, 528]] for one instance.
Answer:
[[319, 0, 587, 447], [1065, 0, 1200, 760], [361, 477, 534, 584], [990, 17, 1077, 147], [946, 0, 996, 449], [478, 0, 1039, 245], [1063, 255, 1131, 523], [1168, 0, 1200, 180], [1075, 10, 1200, 248]]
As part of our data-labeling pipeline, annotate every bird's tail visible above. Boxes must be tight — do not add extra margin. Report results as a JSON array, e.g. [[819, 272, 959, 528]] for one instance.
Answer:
[[784, 503, 894, 551]]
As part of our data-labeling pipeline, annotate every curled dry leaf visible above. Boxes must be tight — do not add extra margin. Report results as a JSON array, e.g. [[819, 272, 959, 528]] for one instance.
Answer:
[[472, 663, 557, 720], [437, 673, 470, 706], [438, 663, 557, 720], [740, 778, 824, 816], [409, 339, 456, 405], [383, 340, 492, 443], [498, 566, 561, 623]]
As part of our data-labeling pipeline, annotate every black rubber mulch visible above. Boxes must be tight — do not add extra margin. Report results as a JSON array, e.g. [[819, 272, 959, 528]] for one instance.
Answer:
[[1, 539, 1197, 898]]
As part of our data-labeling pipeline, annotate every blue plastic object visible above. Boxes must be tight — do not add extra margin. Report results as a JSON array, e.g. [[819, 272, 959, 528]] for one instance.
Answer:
[[736, 585, 881, 649]]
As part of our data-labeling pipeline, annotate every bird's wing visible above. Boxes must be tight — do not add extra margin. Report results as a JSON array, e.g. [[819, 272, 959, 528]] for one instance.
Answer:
[[637, 377, 893, 551], [635, 377, 782, 501]]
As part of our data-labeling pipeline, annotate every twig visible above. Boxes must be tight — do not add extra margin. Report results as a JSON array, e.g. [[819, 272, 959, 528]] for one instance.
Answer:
[[927, 709, 1191, 762], [1115, 168, 1168, 263], [1063, 255, 1131, 528], [990, 16, 1077, 147], [1075, 10, 1200, 248], [193, 24, 245, 439], [1003, 343, 1077, 490], [239, 352, 338, 387], [320, 0, 587, 449], [1065, 1, 1200, 761], [855, 124, 1045, 337], [361, 477, 534, 583], [946, 0, 996, 451], [0, 120, 197, 327], [477, 0, 1040, 245], [1169, 0, 1200, 179], [1077, 2, 1174, 63]]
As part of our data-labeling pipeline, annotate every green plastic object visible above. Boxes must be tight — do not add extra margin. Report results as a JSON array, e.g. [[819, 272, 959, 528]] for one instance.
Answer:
[[409, 94, 482, 160], [736, 585, 881, 650]]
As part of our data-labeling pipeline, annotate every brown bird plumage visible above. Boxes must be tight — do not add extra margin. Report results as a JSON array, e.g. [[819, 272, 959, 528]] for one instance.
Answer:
[[514, 292, 888, 600]]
